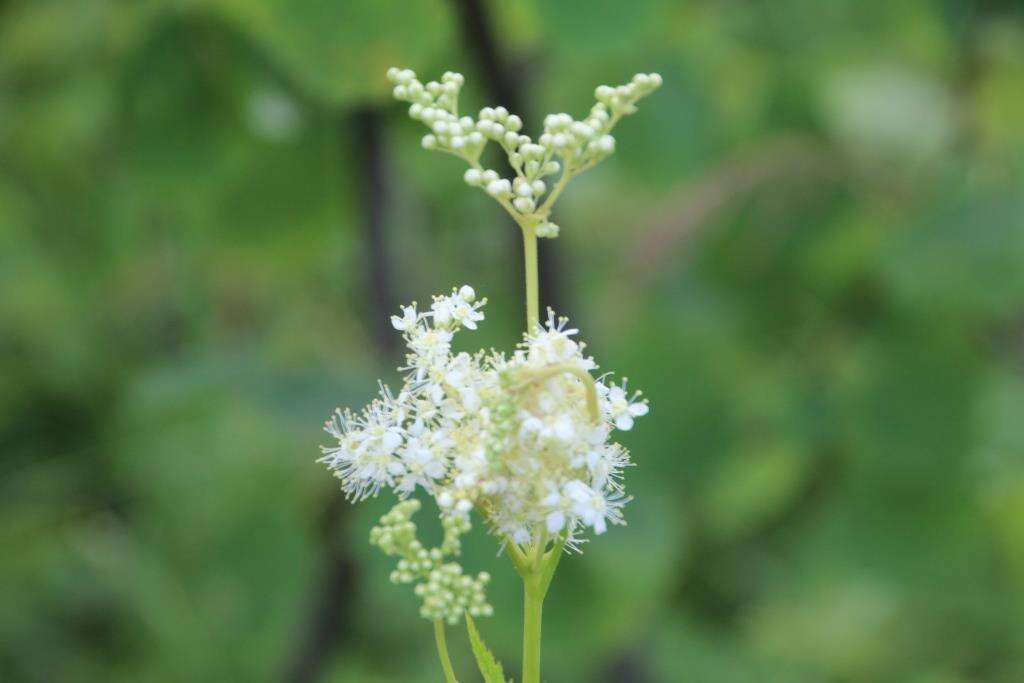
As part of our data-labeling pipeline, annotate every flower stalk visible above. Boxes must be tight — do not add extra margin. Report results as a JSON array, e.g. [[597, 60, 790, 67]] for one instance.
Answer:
[[515, 533, 567, 683], [522, 574, 544, 683], [434, 620, 458, 683], [520, 215, 546, 679], [522, 221, 540, 333]]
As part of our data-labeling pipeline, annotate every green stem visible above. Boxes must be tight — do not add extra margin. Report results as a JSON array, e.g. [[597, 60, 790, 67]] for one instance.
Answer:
[[504, 535, 531, 575], [522, 575, 544, 683], [518, 535, 566, 683], [522, 223, 540, 333], [434, 620, 458, 683], [536, 167, 573, 216], [539, 535, 567, 596]]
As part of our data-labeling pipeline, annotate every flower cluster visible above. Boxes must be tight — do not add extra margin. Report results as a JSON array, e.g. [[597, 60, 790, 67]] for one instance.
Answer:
[[386, 67, 662, 237], [320, 286, 648, 561], [369, 499, 492, 624]]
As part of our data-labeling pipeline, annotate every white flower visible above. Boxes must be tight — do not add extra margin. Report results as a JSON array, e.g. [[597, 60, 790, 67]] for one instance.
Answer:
[[431, 297, 452, 326], [601, 381, 649, 431], [319, 402, 405, 501], [527, 310, 591, 364], [396, 421, 450, 493], [564, 480, 627, 535], [424, 287, 486, 332], [450, 300, 484, 330], [542, 482, 572, 533], [321, 287, 647, 549], [391, 304, 419, 331], [407, 327, 453, 365]]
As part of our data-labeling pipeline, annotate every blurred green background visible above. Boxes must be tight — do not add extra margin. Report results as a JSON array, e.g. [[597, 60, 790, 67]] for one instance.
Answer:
[[3, 0, 1024, 681]]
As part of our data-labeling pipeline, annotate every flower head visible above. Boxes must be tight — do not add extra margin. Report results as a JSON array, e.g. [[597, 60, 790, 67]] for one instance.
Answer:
[[320, 287, 648, 553]]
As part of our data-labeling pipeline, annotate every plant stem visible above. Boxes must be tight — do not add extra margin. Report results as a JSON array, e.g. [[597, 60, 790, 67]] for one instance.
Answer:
[[522, 223, 540, 333], [521, 575, 544, 683], [539, 535, 567, 597], [536, 167, 573, 216], [433, 620, 458, 683]]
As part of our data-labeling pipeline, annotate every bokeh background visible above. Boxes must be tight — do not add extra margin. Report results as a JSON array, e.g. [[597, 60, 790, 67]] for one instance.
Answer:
[[3, 0, 1024, 681]]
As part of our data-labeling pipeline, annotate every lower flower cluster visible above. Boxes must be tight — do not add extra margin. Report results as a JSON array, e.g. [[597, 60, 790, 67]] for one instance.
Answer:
[[370, 499, 492, 624]]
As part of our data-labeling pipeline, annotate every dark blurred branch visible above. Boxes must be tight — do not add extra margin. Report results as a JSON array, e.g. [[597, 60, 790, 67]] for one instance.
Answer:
[[283, 107, 397, 683], [450, 0, 566, 317], [352, 106, 399, 356], [603, 651, 655, 683], [450, 0, 519, 114], [284, 495, 358, 683]]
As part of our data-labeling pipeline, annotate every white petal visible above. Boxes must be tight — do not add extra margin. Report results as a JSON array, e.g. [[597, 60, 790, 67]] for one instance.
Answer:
[[629, 402, 649, 417], [382, 430, 403, 453], [546, 511, 565, 533], [614, 414, 634, 431], [554, 415, 575, 440], [565, 480, 591, 502]]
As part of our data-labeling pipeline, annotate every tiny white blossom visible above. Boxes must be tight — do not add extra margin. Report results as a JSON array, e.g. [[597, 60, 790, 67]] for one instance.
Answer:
[[391, 304, 419, 331], [564, 480, 627, 535], [601, 381, 649, 431], [451, 300, 484, 329]]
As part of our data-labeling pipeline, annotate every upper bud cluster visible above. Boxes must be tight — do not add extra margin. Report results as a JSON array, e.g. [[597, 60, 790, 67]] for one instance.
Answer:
[[595, 72, 663, 115], [387, 66, 662, 237]]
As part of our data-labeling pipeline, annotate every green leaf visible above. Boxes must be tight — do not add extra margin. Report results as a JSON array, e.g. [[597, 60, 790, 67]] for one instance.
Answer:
[[205, 0, 456, 106], [465, 613, 510, 683]]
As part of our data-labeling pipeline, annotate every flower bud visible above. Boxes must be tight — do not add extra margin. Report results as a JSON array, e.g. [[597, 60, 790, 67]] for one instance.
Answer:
[[486, 179, 511, 199], [513, 197, 535, 213]]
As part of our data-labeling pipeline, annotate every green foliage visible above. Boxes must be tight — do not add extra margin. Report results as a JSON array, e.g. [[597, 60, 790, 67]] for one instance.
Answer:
[[208, 0, 456, 105], [466, 613, 510, 683], [3, 0, 1024, 681]]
